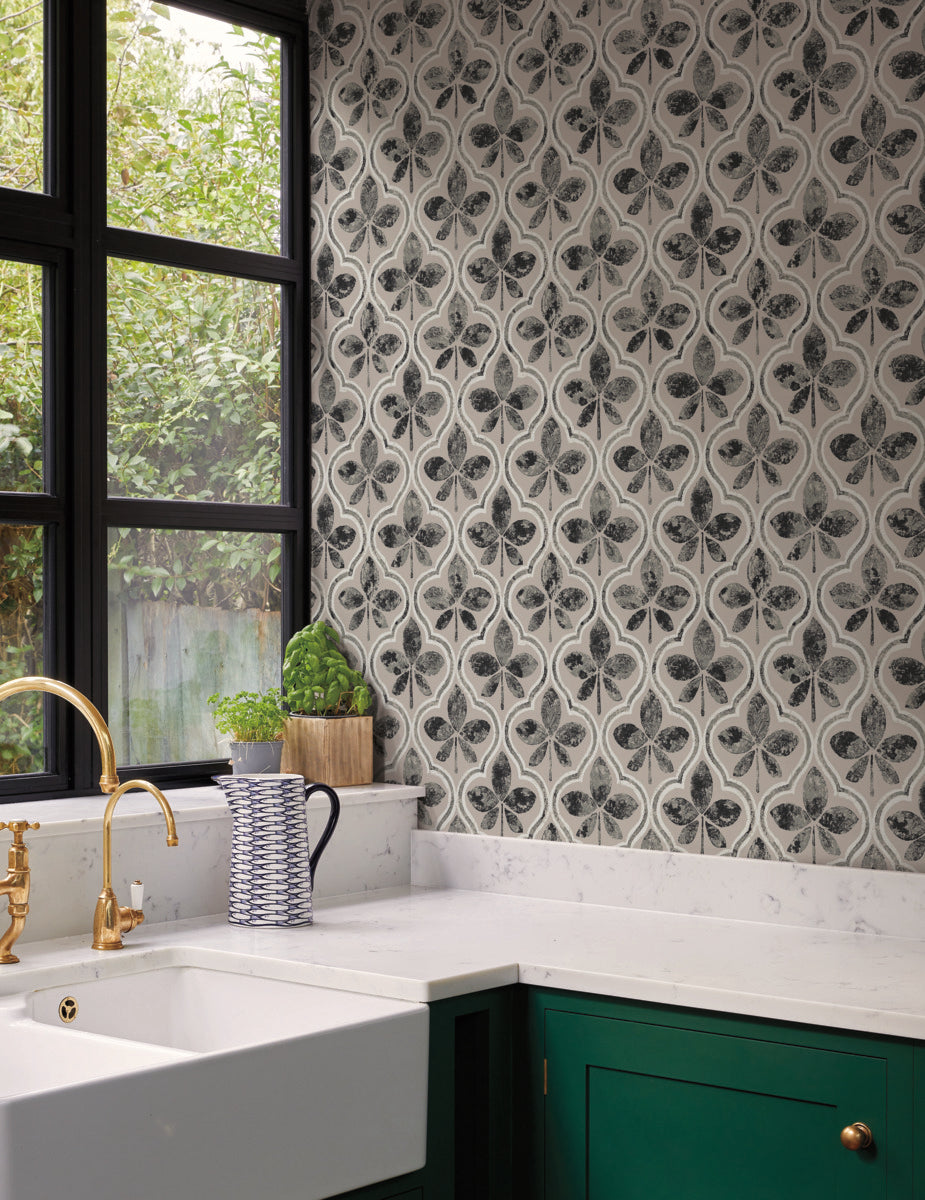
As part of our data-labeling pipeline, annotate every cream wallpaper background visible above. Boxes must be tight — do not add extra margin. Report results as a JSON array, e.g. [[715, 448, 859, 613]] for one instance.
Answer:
[[309, 0, 925, 869]]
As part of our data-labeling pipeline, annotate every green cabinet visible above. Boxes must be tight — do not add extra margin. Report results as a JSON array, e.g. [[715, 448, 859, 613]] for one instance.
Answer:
[[527, 989, 916, 1200]]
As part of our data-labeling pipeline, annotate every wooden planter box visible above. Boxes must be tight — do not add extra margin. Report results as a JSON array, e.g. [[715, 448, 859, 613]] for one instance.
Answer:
[[280, 714, 373, 787]]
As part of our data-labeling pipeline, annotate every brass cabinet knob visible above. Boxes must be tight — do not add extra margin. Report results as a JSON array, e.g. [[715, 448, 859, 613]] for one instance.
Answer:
[[840, 1122, 873, 1151]]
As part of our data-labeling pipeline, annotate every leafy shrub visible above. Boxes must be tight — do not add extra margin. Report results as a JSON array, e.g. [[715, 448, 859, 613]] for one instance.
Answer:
[[282, 621, 371, 716]]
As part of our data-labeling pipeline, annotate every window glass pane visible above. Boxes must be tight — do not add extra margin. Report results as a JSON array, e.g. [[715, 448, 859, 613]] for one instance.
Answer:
[[0, 259, 44, 493], [107, 259, 282, 503], [0, 524, 44, 776], [107, 527, 281, 765], [0, 0, 43, 193], [106, 2, 281, 254]]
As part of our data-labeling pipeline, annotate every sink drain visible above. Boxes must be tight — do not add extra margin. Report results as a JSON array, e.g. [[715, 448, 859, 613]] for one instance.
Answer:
[[58, 996, 78, 1023]]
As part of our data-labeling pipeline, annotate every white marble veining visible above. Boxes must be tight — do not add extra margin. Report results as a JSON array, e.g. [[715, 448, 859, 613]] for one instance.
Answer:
[[3, 783, 420, 943], [1, 886, 923, 1039], [412, 830, 925, 940]]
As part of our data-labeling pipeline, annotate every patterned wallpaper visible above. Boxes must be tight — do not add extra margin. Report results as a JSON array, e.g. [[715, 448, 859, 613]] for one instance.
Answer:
[[308, 0, 925, 870]]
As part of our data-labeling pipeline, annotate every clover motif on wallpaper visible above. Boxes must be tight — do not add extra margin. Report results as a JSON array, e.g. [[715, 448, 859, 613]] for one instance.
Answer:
[[468, 353, 540, 444], [561, 343, 637, 441], [889, 23, 925, 102], [886, 478, 925, 559], [886, 172, 925, 256], [337, 50, 402, 134], [423, 684, 491, 768], [829, 96, 916, 194], [561, 481, 640, 575], [469, 620, 539, 707], [612, 130, 690, 224], [422, 31, 491, 117], [612, 0, 692, 87], [829, 546, 919, 645], [665, 53, 745, 150], [336, 303, 402, 386], [378, 489, 446, 578], [769, 178, 858, 279], [513, 147, 587, 241], [717, 692, 798, 791], [771, 323, 857, 427], [612, 268, 693, 363], [663, 193, 743, 288], [662, 477, 743, 573], [515, 688, 588, 782], [889, 329, 925, 408], [717, 259, 800, 352], [311, 244, 356, 330], [828, 396, 917, 495], [422, 554, 493, 639], [379, 617, 445, 705], [560, 208, 638, 303], [467, 751, 537, 835], [515, 11, 589, 101], [563, 69, 636, 167], [312, 494, 357, 580], [772, 28, 857, 133], [467, 219, 537, 311], [514, 417, 587, 511], [613, 688, 690, 784], [887, 785, 925, 864], [770, 767, 859, 863], [310, 369, 358, 455], [515, 282, 590, 370], [663, 761, 743, 853], [381, 361, 445, 452], [422, 423, 491, 511], [718, 547, 801, 643], [773, 616, 857, 720], [561, 758, 640, 843], [612, 549, 693, 643], [377, 0, 446, 63], [467, 484, 537, 576], [717, 403, 799, 504], [423, 162, 491, 249], [664, 618, 744, 717], [423, 293, 492, 381], [830, 694, 917, 795], [515, 552, 589, 642], [469, 86, 539, 178], [663, 335, 746, 434], [889, 630, 925, 710], [310, 1, 357, 80], [613, 411, 690, 503], [717, 0, 801, 63], [563, 617, 636, 715], [830, 0, 912, 44], [379, 103, 445, 192], [770, 472, 859, 572], [379, 232, 447, 317], [338, 558, 403, 639], [829, 247, 919, 346], [336, 176, 401, 264], [466, 0, 533, 44], [337, 430, 401, 519], [716, 115, 799, 214], [310, 120, 359, 205]]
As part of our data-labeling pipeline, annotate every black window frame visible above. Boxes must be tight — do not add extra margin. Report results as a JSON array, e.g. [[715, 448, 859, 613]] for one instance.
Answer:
[[0, 0, 308, 800]]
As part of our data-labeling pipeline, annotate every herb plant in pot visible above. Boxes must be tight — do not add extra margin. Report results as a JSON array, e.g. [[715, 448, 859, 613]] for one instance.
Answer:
[[208, 688, 286, 775], [280, 620, 373, 786]]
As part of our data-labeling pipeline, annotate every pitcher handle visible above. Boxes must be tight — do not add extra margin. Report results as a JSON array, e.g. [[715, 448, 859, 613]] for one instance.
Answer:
[[306, 783, 341, 883]]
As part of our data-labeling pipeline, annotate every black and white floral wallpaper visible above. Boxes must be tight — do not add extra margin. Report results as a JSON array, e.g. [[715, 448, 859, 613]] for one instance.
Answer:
[[309, 0, 925, 869]]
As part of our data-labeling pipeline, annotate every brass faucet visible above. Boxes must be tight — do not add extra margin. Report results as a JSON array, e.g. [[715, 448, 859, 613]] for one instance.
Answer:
[[0, 676, 179, 952], [0, 821, 40, 963], [0, 676, 119, 794], [92, 779, 178, 950]]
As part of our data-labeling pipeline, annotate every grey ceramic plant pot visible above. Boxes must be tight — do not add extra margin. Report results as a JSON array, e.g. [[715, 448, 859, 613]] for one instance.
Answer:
[[229, 740, 284, 774]]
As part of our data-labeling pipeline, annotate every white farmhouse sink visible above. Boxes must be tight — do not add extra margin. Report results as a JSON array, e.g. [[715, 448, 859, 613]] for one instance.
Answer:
[[0, 952, 428, 1200]]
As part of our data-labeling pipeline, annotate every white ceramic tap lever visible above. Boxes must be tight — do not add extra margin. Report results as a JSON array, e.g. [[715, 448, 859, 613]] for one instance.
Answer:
[[130, 880, 144, 910]]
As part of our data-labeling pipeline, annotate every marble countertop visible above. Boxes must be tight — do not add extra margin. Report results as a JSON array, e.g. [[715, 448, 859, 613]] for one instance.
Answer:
[[2, 882, 923, 1041]]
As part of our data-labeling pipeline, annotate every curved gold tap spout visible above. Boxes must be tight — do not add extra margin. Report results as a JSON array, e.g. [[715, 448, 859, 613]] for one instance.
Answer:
[[0, 676, 119, 794], [93, 779, 179, 950]]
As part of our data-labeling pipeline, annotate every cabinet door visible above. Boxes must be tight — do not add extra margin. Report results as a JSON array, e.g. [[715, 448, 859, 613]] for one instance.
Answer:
[[544, 1008, 890, 1200]]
